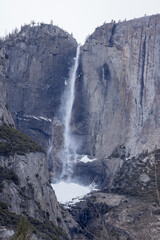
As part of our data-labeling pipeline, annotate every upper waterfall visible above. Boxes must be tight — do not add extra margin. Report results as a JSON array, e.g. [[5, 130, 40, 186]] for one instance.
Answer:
[[61, 45, 80, 180]]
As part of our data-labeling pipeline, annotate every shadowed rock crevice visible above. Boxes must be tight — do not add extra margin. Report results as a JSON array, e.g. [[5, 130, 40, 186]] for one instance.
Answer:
[[71, 58, 91, 155], [140, 36, 146, 106], [109, 23, 117, 47]]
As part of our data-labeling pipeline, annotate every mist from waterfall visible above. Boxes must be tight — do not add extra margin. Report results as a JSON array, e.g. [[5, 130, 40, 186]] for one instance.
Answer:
[[60, 45, 80, 181]]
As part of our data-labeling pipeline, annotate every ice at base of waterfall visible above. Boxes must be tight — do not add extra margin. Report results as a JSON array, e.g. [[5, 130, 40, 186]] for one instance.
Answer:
[[51, 181, 97, 205]]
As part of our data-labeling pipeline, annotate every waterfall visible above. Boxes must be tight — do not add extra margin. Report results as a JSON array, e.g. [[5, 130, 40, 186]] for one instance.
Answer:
[[60, 45, 80, 180], [51, 45, 97, 202]]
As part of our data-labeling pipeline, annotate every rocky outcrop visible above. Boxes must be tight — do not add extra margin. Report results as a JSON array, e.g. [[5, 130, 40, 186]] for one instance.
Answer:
[[0, 23, 77, 148], [69, 191, 160, 240], [73, 147, 160, 200], [72, 156, 123, 188], [69, 147, 160, 239], [74, 14, 160, 158], [0, 151, 85, 239], [0, 79, 14, 126], [110, 149, 160, 201], [0, 152, 60, 223], [0, 125, 85, 239], [0, 226, 14, 239]]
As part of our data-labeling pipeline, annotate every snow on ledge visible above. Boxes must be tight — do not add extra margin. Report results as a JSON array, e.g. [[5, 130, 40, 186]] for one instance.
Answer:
[[24, 115, 52, 122], [80, 155, 97, 163]]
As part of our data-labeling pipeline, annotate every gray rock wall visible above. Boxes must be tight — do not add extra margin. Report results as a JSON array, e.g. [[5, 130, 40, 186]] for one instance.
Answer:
[[0, 24, 77, 147], [1, 16, 160, 240], [0, 153, 60, 223], [74, 14, 160, 158], [0, 152, 81, 239], [0, 78, 14, 126]]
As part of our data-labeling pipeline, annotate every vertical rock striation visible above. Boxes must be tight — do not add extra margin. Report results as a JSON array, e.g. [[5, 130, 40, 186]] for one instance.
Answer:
[[74, 14, 160, 158]]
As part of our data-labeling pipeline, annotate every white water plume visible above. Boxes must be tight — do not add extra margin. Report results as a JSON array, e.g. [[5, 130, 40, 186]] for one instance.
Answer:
[[60, 45, 80, 180]]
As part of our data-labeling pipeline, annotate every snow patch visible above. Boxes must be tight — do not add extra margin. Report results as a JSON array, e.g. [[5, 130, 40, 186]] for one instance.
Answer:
[[51, 181, 96, 204], [80, 155, 97, 163], [24, 115, 52, 122], [39, 116, 52, 122]]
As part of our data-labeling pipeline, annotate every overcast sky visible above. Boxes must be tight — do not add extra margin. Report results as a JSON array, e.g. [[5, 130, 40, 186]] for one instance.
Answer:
[[1, 0, 160, 43]]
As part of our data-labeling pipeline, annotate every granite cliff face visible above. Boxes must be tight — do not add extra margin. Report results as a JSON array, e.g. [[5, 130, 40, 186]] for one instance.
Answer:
[[0, 125, 82, 239], [0, 24, 86, 240], [1, 15, 160, 239], [74, 14, 160, 158], [0, 79, 14, 126], [0, 23, 77, 148], [0, 151, 83, 239], [0, 152, 59, 223], [69, 15, 160, 239], [1, 16, 160, 159]]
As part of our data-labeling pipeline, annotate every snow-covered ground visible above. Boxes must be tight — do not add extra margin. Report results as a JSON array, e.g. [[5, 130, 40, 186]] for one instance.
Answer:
[[51, 181, 96, 205], [51, 155, 98, 205], [80, 155, 97, 163]]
